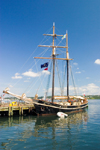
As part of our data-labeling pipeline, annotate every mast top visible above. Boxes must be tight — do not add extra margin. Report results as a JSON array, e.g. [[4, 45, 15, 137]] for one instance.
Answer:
[[34, 23, 72, 61], [53, 22, 55, 26]]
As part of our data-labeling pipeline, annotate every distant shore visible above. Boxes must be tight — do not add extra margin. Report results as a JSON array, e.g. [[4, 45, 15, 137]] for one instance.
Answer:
[[3, 95, 100, 100], [86, 95, 100, 99]]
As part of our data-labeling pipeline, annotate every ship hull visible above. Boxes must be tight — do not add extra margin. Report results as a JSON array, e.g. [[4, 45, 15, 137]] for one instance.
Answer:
[[34, 100, 88, 116]]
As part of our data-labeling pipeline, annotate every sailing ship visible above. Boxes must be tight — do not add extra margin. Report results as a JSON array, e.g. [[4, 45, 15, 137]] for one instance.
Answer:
[[3, 23, 88, 116]]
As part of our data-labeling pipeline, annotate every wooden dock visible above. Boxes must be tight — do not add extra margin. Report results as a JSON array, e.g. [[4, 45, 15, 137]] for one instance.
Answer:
[[0, 103, 36, 117]]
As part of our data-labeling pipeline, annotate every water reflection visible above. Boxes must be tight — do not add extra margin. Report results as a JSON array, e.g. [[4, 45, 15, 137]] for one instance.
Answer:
[[0, 110, 88, 149], [34, 110, 88, 137]]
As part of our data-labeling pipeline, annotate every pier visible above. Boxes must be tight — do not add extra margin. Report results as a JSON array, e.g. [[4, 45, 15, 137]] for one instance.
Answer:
[[0, 103, 36, 117]]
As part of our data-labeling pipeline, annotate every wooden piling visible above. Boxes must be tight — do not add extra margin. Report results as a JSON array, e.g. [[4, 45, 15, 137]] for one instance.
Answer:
[[8, 107, 11, 117], [11, 107, 13, 116], [21, 107, 23, 116], [19, 107, 21, 116]]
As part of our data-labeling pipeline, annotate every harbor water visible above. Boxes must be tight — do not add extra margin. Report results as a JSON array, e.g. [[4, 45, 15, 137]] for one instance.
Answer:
[[0, 100, 100, 150]]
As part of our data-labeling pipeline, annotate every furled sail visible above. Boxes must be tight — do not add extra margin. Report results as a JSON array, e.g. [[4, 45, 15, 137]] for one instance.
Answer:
[[3, 87, 33, 104]]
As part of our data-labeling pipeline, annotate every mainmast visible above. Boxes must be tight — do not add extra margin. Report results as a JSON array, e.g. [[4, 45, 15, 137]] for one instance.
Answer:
[[66, 32, 69, 100], [52, 23, 55, 102], [34, 23, 72, 103]]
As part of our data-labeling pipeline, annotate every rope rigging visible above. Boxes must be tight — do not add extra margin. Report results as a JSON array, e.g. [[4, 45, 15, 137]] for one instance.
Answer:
[[9, 25, 73, 99], [61, 61, 67, 96], [55, 60, 62, 95], [23, 47, 50, 94], [69, 62, 77, 96], [10, 26, 53, 89], [45, 60, 52, 98]]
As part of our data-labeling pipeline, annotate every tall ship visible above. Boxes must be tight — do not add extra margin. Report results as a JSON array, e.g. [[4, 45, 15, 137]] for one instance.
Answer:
[[3, 23, 88, 116]]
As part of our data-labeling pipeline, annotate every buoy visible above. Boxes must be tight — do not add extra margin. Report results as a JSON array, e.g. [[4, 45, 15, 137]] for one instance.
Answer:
[[57, 112, 68, 118]]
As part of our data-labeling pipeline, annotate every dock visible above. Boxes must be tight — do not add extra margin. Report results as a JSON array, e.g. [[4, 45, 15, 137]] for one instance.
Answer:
[[0, 103, 36, 117]]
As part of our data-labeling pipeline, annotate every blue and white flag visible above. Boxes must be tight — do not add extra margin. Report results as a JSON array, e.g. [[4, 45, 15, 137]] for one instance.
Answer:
[[41, 62, 48, 68]]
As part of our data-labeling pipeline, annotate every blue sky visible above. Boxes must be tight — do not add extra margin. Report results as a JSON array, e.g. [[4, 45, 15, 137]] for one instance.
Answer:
[[0, 0, 100, 97]]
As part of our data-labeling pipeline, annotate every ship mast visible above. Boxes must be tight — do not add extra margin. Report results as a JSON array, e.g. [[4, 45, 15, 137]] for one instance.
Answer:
[[34, 23, 72, 102], [66, 32, 69, 100], [52, 23, 55, 102]]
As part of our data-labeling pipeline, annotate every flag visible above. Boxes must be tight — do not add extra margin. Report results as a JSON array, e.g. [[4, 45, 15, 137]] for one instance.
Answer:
[[83, 93, 85, 97], [41, 62, 48, 68], [44, 67, 48, 70], [62, 34, 66, 40]]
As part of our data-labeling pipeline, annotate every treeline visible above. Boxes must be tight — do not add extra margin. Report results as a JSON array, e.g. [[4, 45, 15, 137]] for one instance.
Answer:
[[4, 95, 100, 100], [87, 95, 100, 99]]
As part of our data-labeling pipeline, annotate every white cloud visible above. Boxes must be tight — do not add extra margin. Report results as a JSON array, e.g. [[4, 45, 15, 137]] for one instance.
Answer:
[[94, 59, 100, 65], [63, 86, 76, 95], [24, 78, 31, 82], [78, 83, 100, 95], [24, 80, 30, 82], [77, 68, 79, 70], [42, 70, 50, 75], [47, 87, 61, 95], [22, 69, 50, 78], [75, 71, 81, 74], [68, 83, 100, 95], [48, 86, 77, 96], [12, 73, 22, 79], [22, 69, 40, 77], [73, 62, 78, 66], [47, 83, 100, 96], [86, 77, 90, 79], [9, 85, 13, 87]]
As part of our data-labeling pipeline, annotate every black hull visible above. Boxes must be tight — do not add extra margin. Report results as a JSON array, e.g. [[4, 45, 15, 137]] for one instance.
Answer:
[[34, 101, 88, 116]]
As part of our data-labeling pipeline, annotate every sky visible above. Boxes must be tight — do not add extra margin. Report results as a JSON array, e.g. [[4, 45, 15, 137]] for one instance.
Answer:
[[0, 0, 100, 98]]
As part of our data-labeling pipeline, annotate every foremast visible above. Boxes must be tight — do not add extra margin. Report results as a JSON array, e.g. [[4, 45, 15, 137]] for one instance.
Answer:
[[34, 23, 72, 102], [66, 32, 69, 100], [52, 23, 55, 103]]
